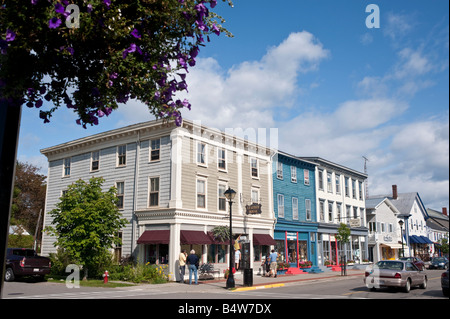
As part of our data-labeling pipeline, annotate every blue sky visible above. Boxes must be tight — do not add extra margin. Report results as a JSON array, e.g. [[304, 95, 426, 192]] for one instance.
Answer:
[[18, 0, 449, 209]]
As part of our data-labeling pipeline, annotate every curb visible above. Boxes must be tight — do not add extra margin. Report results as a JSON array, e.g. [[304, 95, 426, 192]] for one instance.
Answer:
[[233, 283, 285, 292]]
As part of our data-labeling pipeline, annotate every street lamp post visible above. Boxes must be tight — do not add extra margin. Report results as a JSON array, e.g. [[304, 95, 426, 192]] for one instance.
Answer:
[[224, 187, 236, 289], [399, 220, 404, 258]]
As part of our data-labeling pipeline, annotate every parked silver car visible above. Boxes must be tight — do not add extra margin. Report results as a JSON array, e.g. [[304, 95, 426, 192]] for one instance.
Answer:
[[364, 260, 427, 293]]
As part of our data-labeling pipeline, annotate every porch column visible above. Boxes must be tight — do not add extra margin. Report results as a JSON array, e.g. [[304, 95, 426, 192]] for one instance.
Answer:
[[169, 223, 181, 281]]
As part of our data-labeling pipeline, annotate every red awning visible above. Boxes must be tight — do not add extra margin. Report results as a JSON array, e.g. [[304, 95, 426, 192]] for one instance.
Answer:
[[137, 230, 170, 244], [180, 230, 213, 245], [253, 234, 276, 246]]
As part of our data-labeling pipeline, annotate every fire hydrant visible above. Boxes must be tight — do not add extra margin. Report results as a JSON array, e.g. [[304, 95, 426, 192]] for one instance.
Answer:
[[103, 270, 109, 284]]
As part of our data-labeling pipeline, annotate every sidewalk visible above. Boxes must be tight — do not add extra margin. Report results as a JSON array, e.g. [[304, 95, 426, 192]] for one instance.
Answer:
[[192, 268, 367, 292]]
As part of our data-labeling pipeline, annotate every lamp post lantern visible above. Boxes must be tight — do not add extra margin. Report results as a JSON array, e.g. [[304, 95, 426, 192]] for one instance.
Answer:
[[224, 187, 236, 289]]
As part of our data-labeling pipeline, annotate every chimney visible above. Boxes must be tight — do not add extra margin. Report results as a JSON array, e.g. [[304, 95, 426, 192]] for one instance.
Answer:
[[443, 207, 448, 216], [392, 185, 398, 200]]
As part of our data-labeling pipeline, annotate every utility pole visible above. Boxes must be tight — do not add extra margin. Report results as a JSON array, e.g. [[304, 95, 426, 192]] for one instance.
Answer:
[[362, 156, 369, 199]]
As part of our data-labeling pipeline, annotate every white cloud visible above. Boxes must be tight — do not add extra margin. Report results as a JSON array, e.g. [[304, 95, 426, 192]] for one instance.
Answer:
[[383, 12, 415, 41], [178, 31, 329, 129]]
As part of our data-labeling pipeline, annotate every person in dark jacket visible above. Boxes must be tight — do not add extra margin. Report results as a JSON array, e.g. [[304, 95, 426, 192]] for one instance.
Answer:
[[186, 249, 199, 285]]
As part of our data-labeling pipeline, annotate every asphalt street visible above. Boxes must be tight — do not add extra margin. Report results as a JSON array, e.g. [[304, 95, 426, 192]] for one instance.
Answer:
[[3, 269, 447, 300]]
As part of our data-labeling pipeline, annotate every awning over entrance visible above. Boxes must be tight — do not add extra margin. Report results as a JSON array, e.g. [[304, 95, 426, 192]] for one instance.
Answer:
[[380, 243, 403, 249], [137, 230, 170, 244], [409, 235, 433, 244], [253, 234, 276, 246], [180, 230, 213, 245]]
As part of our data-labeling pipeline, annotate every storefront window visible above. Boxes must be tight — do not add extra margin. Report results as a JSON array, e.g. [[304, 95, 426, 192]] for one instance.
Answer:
[[287, 240, 297, 263], [323, 240, 330, 263], [352, 236, 360, 262], [298, 240, 308, 262], [275, 240, 286, 262], [207, 244, 226, 263], [181, 244, 202, 260], [146, 244, 169, 264]]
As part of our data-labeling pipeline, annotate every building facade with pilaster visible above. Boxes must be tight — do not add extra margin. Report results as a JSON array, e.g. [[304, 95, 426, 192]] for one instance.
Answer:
[[41, 119, 276, 281]]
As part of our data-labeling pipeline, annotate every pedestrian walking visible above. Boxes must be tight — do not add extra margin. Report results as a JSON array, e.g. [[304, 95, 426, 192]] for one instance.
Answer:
[[178, 249, 187, 283], [269, 249, 278, 278], [235, 249, 241, 270], [186, 249, 199, 285]]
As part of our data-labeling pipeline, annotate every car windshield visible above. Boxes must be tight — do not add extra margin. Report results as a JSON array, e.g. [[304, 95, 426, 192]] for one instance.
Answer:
[[399, 257, 412, 261], [375, 261, 404, 270], [433, 257, 446, 262]]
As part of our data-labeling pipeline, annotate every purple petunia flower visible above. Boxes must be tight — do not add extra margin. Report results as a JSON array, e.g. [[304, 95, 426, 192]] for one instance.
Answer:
[[66, 47, 74, 55], [122, 43, 142, 59], [130, 29, 141, 39], [55, 3, 65, 14], [212, 23, 220, 36], [103, 0, 111, 8], [31, 0, 38, 5], [87, 4, 93, 13], [49, 17, 62, 29], [210, 0, 217, 8], [6, 29, 16, 42], [35, 99, 43, 108]]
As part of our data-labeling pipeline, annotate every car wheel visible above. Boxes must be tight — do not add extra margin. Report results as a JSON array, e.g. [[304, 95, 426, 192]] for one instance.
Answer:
[[5, 268, 15, 282], [443, 288, 449, 297], [419, 277, 427, 289], [404, 279, 411, 293]]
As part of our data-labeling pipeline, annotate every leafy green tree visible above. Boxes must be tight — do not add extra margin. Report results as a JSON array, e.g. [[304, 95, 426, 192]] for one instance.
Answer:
[[335, 223, 351, 244], [440, 238, 449, 255], [45, 177, 127, 279]]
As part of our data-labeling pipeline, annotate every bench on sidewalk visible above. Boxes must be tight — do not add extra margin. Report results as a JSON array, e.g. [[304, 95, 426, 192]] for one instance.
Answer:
[[198, 263, 221, 280]]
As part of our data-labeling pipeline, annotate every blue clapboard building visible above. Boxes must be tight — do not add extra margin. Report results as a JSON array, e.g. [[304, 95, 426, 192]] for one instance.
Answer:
[[272, 152, 320, 271]]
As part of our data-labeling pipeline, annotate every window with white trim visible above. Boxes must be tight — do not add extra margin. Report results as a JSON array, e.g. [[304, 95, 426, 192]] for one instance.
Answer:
[[291, 166, 297, 183], [197, 178, 206, 209], [318, 170, 324, 190], [116, 181, 124, 209], [251, 188, 259, 204], [197, 142, 206, 165], [327, 172, 332, 193], [304, 169, 310, 185], [335, 174, 341, 194], [218, 148, 226, 170], [117, 145, 126, 166], [305, 199, 312, 221], [63, 158, 71, 176], [277, 194, 284, 218], [218, 183, 226, 211], [292, 197, 298, 220], [149, 177, 159, 207], [91, 151, 99, 171], [251, 158, 259, 178], [277, 161, 283, 179], [150, 139, 160, 161]]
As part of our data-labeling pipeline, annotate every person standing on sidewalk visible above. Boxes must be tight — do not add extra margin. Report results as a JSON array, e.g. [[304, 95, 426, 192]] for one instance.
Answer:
[[178, 249, 187, 283], [186, 250, 199, 285], [269, 249, 278, 278]]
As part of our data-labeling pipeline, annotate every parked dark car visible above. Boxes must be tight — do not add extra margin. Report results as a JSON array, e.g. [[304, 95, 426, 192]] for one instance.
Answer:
[[442, 268, 449, 296], [429, 257, 448, 269], [5, 248, 51, 282], [399, 257, 425, 270]]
